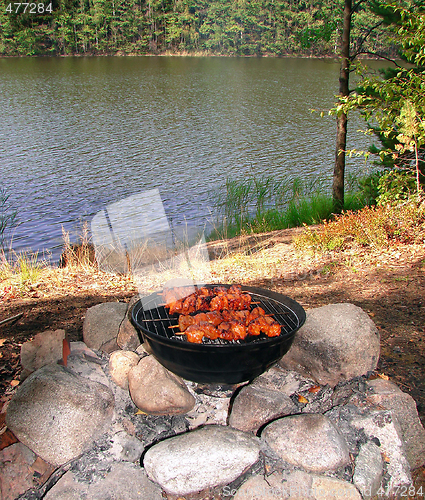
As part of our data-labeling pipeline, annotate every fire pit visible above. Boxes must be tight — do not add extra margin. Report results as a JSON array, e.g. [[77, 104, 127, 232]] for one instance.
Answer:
[[131, 285, 306, 384]]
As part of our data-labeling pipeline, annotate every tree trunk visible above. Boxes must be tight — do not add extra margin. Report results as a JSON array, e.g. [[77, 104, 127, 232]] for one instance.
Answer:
[[333, 0, 352, 213]]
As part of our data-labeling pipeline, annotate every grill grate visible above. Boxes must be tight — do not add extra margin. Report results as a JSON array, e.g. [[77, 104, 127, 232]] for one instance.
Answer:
[[135, 286, 302, 345]]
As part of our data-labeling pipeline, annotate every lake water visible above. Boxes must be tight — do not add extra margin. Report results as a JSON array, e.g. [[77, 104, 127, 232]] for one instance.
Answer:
[[0, 56, 377, 263]]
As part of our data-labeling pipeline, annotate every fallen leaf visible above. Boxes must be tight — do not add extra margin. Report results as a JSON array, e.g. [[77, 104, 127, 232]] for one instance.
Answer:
[[298, 395, 308, 404], [378, 373, 390, 380], [10, 380, 19, 387], [308, 385, 321, 394], [0, 427, 18, 450], [0, 339, 6, 348], [134, 409, 147, 415]]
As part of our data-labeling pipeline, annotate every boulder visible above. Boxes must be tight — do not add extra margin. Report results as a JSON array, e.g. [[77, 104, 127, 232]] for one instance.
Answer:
[[43, 462, 162, 500], [233, 470, 362, 500], [66, 342, 110, 387], [117, 316, 141, 351], [228, 384, 297, 433], [6, 364, 115, 466], [366, 378, 425, 469], [117, 295, 141, 351], [128, 356, 195, 415], [143, 425, 261, 496], [261, 413, 350, 473], [279, 303, 380, 387], [83, 301, 128, 351], [353, 441, 383, 499], [351, 410, 411, 493]]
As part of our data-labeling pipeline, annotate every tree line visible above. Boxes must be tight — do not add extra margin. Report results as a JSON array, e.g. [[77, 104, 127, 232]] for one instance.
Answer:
[[0, 0, 398, 57]]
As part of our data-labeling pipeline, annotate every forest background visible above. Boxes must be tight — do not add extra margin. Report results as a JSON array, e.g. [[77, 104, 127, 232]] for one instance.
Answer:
[[0, 0, 400, 58]]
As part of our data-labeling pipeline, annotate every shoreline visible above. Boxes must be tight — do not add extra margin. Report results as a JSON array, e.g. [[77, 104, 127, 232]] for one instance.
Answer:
[[1, 52, 385, 61]]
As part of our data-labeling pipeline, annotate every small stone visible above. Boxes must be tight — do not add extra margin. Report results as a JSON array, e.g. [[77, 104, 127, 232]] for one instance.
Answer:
[[108, 430, 145, 462], [83, 302, 128, 351], [128, 356, 195, 415], [353, 441, 383, 499], [261, 413, 350, 473], [6, 364, 115, 467], [20, 329, 65, 379], [228, 384, 297, 433], [109, 350, 140, 389], [143, 425, 261, 496], [279, 303, 380, 387]]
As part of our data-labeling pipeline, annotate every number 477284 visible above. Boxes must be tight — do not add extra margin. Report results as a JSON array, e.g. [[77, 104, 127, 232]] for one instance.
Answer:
[[6, 3, 53, 14]]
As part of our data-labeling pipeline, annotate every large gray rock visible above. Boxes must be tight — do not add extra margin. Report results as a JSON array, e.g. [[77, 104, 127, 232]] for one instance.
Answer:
[[261, 413, 350, 473], [6, 364, 115, 467], [228, 384, 297, 433], [83, 301, 128, 351], [279, 303, 380, 387], [43, 462, 162, 500], [144, 425, 261, 496], [20, 329, 65, 379], [366, 378, 425, 469], [351, 410, 412, 493], [128, 355, 195, 415], [353, 441, 383, 499]]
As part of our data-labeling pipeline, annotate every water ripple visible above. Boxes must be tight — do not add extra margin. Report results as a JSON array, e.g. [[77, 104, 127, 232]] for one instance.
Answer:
[[0, 57, 377, 262]]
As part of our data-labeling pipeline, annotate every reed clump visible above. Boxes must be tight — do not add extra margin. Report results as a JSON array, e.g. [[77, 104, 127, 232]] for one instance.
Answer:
[[59, 223, 97, 270], [0, 249, 47, 296], [209, 173, 371, 240]]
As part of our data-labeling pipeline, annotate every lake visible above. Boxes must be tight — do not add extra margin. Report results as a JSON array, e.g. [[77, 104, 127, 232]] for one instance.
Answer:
[[0, 56, 377, 263]]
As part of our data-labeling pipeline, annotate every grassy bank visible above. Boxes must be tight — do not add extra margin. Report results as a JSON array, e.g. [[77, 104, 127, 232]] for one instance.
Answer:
[[208, 173, 377, 240]]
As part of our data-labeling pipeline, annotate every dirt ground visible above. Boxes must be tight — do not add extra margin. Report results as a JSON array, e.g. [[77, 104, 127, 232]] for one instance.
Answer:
[[1, 226, 424, 488]]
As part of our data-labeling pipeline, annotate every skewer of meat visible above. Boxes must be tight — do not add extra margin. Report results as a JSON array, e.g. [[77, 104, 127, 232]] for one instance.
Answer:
[[181, 317, 281, 343], [173, 311, 223, 333], [170, 307, 269, 332], [164, 287, 253, 314], [170, 306, 281, 343]]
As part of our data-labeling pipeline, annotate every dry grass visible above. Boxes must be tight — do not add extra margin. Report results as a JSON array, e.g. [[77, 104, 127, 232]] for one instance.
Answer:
[[1, 221, 424, 303], [1, 198, 424, 304]]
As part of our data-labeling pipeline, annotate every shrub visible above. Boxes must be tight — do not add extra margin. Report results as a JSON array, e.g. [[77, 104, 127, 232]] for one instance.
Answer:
[[376, 169, 418, 206], [294, 197, 425, 252]]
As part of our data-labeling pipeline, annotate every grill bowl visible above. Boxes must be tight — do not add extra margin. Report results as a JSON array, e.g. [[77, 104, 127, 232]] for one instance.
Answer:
[[131, 285, 306, 384]]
